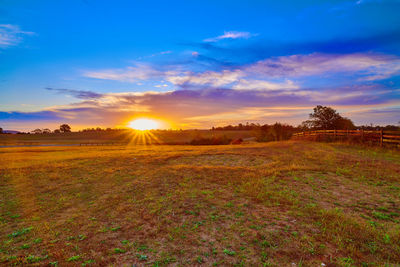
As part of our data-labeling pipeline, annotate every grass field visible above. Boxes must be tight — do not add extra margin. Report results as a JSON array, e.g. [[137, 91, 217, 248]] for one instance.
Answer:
[[0, 130, 255, 145], [1, 141, 400, 266]]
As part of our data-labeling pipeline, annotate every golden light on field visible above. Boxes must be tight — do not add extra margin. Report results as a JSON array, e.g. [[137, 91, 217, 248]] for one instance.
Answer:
[[129, 118, 159, 130]]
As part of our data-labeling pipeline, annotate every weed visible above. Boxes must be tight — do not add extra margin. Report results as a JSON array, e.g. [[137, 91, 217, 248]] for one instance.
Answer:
[[113, 248, 126, 254], [20, 243, 30, 249], [223, 249, 236, 256], [372, 211, 391, 220], [8, 226, 33, 238], [67, 255, 82, 262], [82, 259, 95, 266], [137, 254, 148, 261]]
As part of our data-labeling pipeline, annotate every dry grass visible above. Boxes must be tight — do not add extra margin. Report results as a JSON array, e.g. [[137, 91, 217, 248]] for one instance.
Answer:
[[0, 141, 400, 266]]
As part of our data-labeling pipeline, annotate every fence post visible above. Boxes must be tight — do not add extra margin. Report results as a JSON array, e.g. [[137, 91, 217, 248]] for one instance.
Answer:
[[380, 130, 383, 147]]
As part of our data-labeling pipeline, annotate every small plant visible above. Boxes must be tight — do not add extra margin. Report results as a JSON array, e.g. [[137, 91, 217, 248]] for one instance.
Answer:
[[20, 243, 30, 249], [137, 254, 148, 261], [26, 255, 47, 263], [383, 234, 390, 244], [372, 211, 391, 220], [340, 257, 354, 266], [33, 238, 42, 244], [67, 255, 81, 262], [113, 248, 126, 254], [82, 259, 95, 266], [137, 245, 148, 251], [8, 226, 33, 238], [368, 242, 378, 254], [197, 256, 203, 263], [226, 202, 234, 207], [223, 249, 236, 256]]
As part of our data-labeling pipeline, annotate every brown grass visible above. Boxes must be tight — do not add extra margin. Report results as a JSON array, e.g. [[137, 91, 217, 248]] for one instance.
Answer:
[[0, 141, 399, 266]]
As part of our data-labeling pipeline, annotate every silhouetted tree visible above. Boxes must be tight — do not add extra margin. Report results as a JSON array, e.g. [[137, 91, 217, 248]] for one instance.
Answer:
[[32, 129, 43, 134], [42, 128, 51, 134], [54, 129, 61, 133], [59, 124, 71, 133], [302, 105, 355, 130], [0, 127, 3, 134]]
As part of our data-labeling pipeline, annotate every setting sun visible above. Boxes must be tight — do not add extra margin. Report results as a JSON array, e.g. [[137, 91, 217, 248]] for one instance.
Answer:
[[128, 118, 159, 130]]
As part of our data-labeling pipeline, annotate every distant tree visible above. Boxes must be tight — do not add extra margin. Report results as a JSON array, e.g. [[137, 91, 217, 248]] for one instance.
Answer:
[[42, 128, 51, 134], [59, 124, 71, 133], [302, 105, 355, 130], [0, 127, 3, 134], [32, 129, 43, 134], [53, 129, 61, 133]]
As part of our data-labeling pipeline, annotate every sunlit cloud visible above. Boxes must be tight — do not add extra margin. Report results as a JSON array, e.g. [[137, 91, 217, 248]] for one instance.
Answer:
[[167, 70, 244, 87], [232, 79, 299, 91], [2, 83, 399, 130], [83, 52, 400, 91], [0, 24, 35, 48]]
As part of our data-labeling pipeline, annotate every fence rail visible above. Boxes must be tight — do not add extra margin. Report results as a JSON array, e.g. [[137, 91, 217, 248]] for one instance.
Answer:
[[292, 129, 400, 146]]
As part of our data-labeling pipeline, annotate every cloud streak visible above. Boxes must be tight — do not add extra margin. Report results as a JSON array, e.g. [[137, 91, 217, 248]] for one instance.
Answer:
[[244, 52, 400, 80], [45, 88, 104, 99], [204, 31, 256, 42], [0, 24, 34, 48]]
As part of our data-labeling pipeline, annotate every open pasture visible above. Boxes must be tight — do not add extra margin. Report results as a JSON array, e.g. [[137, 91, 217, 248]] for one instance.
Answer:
[[0, 130, 255, 146], [1, 141, 400, 266]]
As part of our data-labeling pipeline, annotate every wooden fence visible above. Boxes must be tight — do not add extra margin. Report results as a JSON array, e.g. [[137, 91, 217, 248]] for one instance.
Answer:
[[292, 129, 400, 146]]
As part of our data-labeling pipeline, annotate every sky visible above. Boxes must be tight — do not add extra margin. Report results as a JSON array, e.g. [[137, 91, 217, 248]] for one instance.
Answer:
[[0, 0, 400, 131]]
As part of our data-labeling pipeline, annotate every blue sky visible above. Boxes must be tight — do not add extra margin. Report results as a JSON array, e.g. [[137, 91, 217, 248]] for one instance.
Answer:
[[1, 0, 400, 130]]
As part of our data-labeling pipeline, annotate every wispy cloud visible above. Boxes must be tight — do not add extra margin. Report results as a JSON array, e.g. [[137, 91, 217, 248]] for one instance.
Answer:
[[166, 70, 244, 87], [45, 87, 104, 99], [204, 31, 256, 42], [232, 79, 299, 91], [244, 53, 400, 81], [83, 63, 165, 82], [0, 24, 34, 48]]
